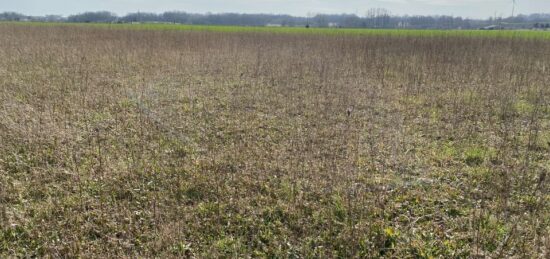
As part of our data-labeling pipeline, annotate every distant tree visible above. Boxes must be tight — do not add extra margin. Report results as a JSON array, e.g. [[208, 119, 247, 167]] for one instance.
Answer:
[[121, 12, 159, 23], [67, 11, 117, 23], [365, 8, 391, 28], [3, 10, 550, 29], [162, 11, 190, 24], [313, 15, 329, 27], [0, 12, 27, 21]]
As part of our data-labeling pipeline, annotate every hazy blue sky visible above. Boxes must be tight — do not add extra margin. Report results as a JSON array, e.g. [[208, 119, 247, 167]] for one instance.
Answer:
[[1, 0, 549, 19]]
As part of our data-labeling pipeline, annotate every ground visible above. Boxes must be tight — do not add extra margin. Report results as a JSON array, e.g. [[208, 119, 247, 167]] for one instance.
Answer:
[[0, 24, 549, 257]]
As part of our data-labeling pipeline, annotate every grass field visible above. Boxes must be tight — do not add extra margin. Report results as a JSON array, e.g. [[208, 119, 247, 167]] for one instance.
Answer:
[[5, 21, 550, 39], [0, 23, 549, 257]]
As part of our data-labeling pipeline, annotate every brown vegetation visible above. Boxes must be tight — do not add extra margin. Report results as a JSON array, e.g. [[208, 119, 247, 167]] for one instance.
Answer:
[[0, 24, 549, 257]]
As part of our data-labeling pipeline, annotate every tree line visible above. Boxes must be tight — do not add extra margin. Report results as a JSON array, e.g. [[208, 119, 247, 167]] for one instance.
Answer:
[[1, 10, 550, 29]]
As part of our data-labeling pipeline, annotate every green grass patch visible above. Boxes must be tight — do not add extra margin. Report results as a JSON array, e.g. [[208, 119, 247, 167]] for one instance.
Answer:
[[3, 21, 550, 39], [514, 99, 536, 114], [463, 146, 496, 167]]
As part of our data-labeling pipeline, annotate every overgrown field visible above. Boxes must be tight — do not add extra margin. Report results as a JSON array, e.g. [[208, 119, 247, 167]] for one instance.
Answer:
[[0, 24, 549, 257]]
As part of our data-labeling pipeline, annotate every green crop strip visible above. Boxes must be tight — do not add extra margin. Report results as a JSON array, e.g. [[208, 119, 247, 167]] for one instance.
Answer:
[[3, 21, 550, 39]]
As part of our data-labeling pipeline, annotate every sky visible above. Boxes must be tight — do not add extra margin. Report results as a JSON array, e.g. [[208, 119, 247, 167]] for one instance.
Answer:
[[1, 0, 550, 19]]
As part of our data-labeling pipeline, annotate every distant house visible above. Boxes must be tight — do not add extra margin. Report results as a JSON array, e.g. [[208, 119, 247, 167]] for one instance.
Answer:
[[533, 23, 550, 30], [266, 23, 282, 27], [328, 22, 340, 28], [480, 25, 503, 30]]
